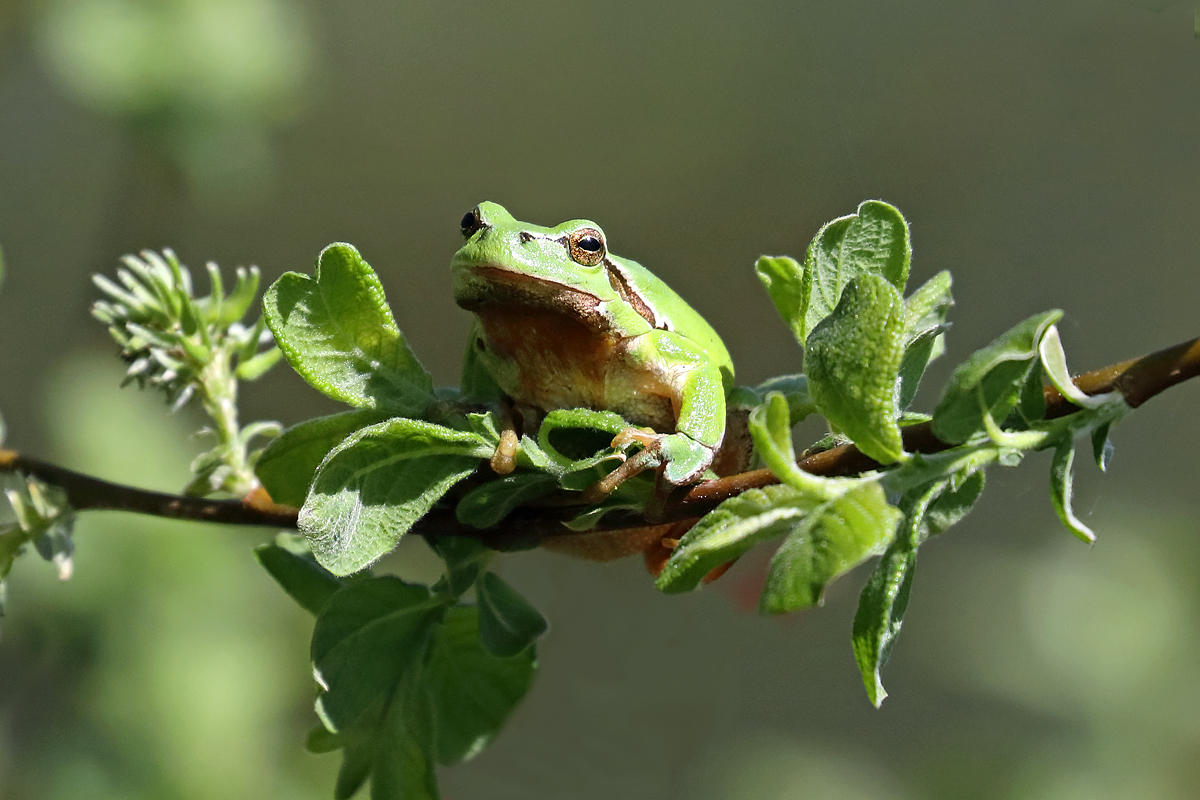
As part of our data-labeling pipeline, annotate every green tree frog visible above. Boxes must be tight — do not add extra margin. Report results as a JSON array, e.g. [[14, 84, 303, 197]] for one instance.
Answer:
[[452, 202, 740, 493]]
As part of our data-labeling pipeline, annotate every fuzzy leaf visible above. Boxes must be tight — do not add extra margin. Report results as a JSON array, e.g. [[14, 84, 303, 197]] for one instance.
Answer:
[[1039, 325, 1121, 411], [657, 484, 821, 594], [1050, 441, 1095, 543], [256, 409, 393, 508], [1091, 422, 1115, 472], [311, 577, 441, 733], [731, 374, 816, 425], [851, 482, 938, 707], [234, 345, 283, 381], [255, 536, 348, 615], [932, 309, 1062, 444], [897, 271, 953, 410], [476, 572, 548, 658], [263, 243, 434, 415], [455, 473, 559, 528], [800, 214, 851, 338], [536, 408, 629, 468], [755, 255, 808, 346], [363, 677, 440, 800], [805, 200, 911, 338], [426, 605, 537, 765], [805, 274, 907, 464], [748, 392, 841, 496], [758, 480, 900, 614], [921, 469, 986, 539], [425, 536, 494, 597], [300, 419, 489, 575]]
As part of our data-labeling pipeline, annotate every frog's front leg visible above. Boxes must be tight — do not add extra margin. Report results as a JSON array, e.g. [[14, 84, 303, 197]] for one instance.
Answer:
[[589, 329, 727, 499]]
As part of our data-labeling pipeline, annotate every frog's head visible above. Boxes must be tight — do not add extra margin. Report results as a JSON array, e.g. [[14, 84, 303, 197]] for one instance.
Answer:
[[451, 201, 632, 331]]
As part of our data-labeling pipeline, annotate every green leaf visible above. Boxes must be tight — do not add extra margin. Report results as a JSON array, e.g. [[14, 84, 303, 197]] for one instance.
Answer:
[[426, 605, 537, 765], [315, 613, 445, 800], [219, 266, 262, 327], [800, 214, 851, 339], [656, 484, 819, 594], [300, 418, 490, 575], [755, 255, 808, 346], [537, 408, 629, 468], [921, 469, 986, 539], [425, 536, 494, 598], [903, 270, 953, 334], [729, 375, 816, 429], [476, 571, 548, 658], [311, 576, 441, 732], [514, 434, 556, 473], [805, 274, 907, 464], [932, 309, 1063, 444], [1091, 422, 1114, 472], [305, 724, 342, 754], [1038, 325, 1122, 411], [328, 668, 440, 800], [849, 472, 982, 706], [334, 736, 373, 799], [897, 326, 943, 411], [560, 496, 646, 532], [455, 472, 559, 528], [759, 480, 901, 614], [837, 200, 911, 291], [805, 200, 911, 339], [558, 451, 627, 492], [1050, 441, 1095, 543], [749, 392, 838, 496], [255, 535, 348, 615], [1017, 358, 1047, 424], [262, 243, 434, 415], [851, 482, 938, 707], [897, 271, 953, 410], [256, 409, 393, 507], [367, 680, 440, 800]]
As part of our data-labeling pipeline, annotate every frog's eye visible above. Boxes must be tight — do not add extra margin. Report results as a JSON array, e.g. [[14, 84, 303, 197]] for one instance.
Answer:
[[568, 228, 606, 267], [461, 207, 484, 239]]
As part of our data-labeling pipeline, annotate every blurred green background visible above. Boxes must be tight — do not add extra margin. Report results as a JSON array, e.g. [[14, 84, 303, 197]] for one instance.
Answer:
[[1, 1, 1199, 798]]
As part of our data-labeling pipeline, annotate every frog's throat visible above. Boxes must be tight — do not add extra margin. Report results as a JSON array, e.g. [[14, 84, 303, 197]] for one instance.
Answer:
[[453, 266, 610, 333]]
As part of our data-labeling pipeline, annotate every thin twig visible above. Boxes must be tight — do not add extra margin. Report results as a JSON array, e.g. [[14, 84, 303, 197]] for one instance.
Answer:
[[0, 451, 297, 527], [2, 335, 1198, 542]]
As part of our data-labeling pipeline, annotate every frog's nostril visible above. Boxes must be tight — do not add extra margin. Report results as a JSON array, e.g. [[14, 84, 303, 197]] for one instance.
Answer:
[[519, 231, 534, 244]]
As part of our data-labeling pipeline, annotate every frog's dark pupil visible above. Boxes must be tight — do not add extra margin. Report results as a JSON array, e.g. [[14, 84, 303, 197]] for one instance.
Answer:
[[578, 236, 602, 252], [460, 211, 476, 232]]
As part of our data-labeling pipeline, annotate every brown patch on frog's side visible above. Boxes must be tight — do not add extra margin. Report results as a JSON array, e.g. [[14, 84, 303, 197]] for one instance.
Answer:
[[472, 300, 677, 432], [473, 304, 619, 414], [604, 259, 659, 328]]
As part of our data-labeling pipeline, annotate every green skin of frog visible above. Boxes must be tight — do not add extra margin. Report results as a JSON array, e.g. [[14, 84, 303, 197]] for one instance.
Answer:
[[452, 202, 737, 496]]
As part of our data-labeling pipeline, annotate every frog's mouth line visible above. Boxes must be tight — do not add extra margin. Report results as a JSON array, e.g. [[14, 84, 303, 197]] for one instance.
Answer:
[[454, 266, 610, 332]]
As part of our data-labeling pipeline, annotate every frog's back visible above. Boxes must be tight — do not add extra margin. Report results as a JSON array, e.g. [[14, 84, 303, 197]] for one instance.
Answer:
[[608, 254, 734, 388]]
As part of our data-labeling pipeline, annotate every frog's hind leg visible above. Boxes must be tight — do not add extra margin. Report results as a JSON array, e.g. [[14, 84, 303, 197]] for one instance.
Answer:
[[581, 445, 662, 502]]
